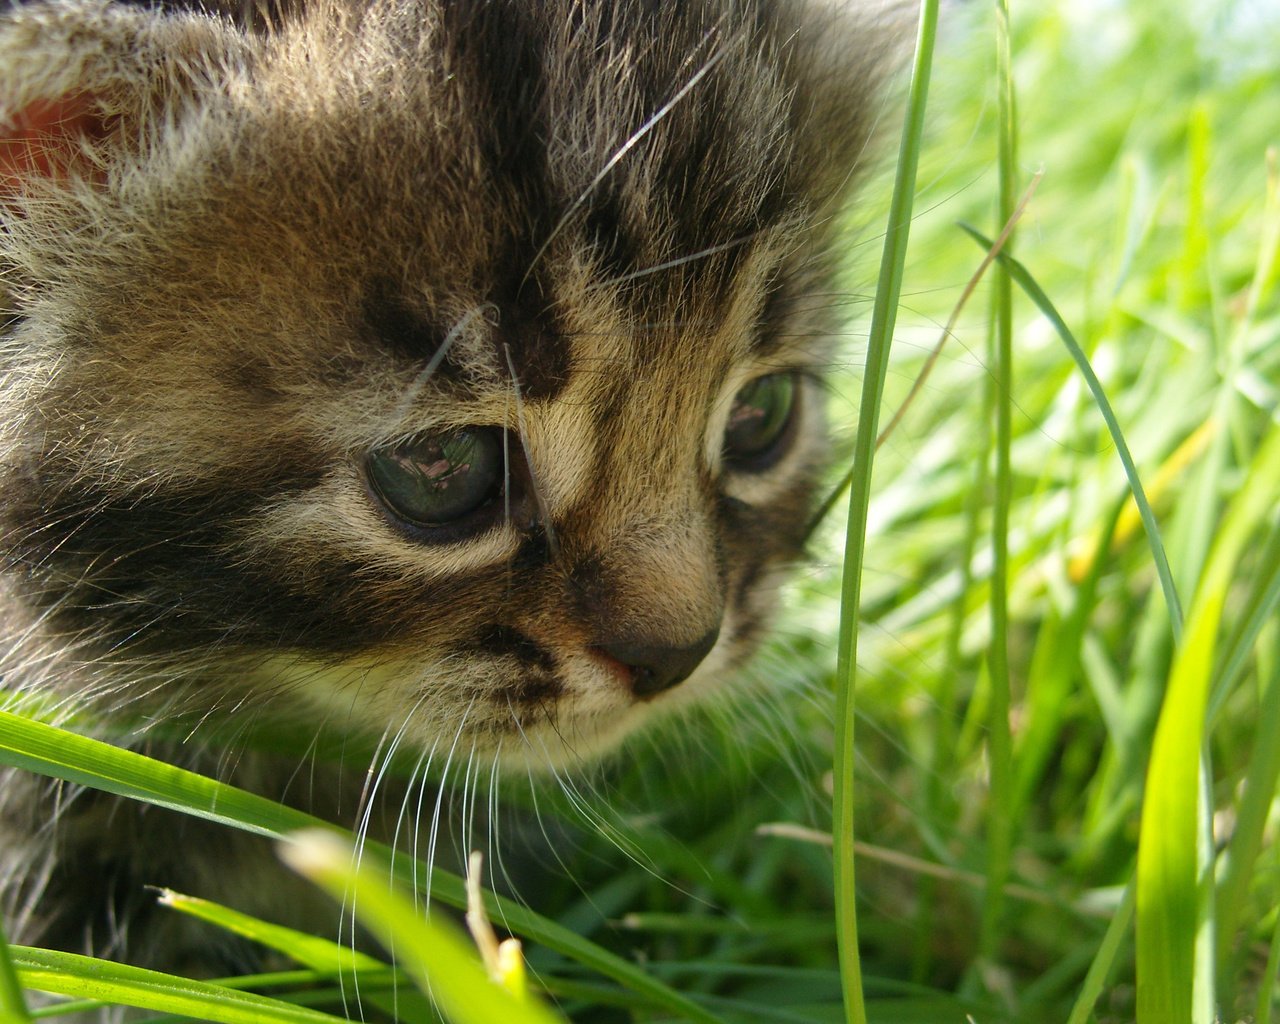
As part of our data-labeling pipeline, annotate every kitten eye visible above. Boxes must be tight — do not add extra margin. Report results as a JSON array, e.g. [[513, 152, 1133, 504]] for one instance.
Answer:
[[724, 372, 798, 470], [366, 428, 505, 532]]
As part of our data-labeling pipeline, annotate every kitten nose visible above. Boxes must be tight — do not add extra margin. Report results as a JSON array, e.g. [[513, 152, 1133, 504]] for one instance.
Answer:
[[600, 626, 720, 698]]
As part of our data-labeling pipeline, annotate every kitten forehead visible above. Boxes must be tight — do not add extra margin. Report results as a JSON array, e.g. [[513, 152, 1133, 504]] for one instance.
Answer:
[[190, 0, 877, 378]]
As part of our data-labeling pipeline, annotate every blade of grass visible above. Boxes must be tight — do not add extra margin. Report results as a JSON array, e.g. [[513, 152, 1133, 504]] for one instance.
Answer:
[[1011, 494, 1125, 819], [1214, 616, 1280, 979], [913, 437, 988, 985], [1136, 424, 1280, 1021], [0, 712, 722, 1024], [12, 947, 350, 1024], [1195, 760, 1216, 1024], [0, 711, 323, 837], [283, 830, 569, 1024], [978, 0, 1017, 970], [958, 224, 1185, 641], [1241, 146, 1280, 321], [27, 970, 405, 1022], [0, 923, 32, 1024], [1065, 876, 1136, 1024], [27, 967, 414, 1024], [1206, 500, 1280, 728], [957, 222, 1279, 1020], [955, 224, 1197, 1019], [832, 1, 939, 1021], [1178, 102, 1211, 313], [156, 890, 387, 973], [906, 179, 1039, 983], [809, 173, 1039, 536], [1256, 840, 1280, 1024]]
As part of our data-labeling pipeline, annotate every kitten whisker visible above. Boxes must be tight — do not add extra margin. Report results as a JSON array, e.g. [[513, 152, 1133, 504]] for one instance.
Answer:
[[365, 694, 434, 918], [587, 235, 752, 290], [423, 693, 478, 919], [483, 748, 518, 931], [458, 742, 480, 880], [341, 719, 395, 1024], [391, 303, 494, 425], [508, 712, 655, 903], [347, 688, 435, 1013], [406, 736, 443, 913], [517, 724, 658, 879]]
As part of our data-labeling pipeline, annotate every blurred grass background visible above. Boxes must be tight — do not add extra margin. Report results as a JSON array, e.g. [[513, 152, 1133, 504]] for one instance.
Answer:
[[6, 0, 1280, 1021], [793, 0, 1280, 1018]]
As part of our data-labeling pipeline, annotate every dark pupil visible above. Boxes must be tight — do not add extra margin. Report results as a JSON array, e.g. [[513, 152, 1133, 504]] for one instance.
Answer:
[[367, 428, 503, 527], [725, 373, 795, 461]]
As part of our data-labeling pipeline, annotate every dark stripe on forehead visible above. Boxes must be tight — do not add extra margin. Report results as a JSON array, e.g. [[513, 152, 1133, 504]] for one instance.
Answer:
[[492, 264, 571, 401], [752, 250, 842, 358], [583, 186, 641, 281], [440, 0, 550, 202], [362, 276, 465, 377], [572, 5, 801, 319], [651, 16, 788, 238], [753, 270, 801, 357], [438, 0, 573, 401]]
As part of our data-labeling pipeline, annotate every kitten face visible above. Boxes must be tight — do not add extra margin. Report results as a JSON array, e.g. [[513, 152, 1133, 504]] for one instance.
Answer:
[[0, 0, 888, 766]]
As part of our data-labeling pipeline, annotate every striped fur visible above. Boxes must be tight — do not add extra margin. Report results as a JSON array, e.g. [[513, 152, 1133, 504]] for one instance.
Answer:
[[0, 0, 895, 973]]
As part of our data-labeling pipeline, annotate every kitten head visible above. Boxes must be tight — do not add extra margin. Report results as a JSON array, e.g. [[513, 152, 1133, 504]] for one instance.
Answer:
[[0, 0, 892, 766]]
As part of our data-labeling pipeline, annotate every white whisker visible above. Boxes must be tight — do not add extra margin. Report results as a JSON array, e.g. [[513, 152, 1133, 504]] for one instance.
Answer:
[[588, 235, 752, 290], [391, 303, 496, 424]]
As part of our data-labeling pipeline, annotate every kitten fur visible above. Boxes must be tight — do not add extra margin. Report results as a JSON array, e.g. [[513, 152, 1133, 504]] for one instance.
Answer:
[[0, 0, 893, 977]]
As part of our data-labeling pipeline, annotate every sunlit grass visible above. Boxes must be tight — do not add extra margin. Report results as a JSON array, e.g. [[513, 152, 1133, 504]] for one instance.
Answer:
[[821, 1, 1280, 1020], [831, 1, 939, 1021]]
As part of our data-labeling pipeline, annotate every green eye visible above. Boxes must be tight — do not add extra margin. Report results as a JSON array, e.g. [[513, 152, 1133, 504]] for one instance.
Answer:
[[724, 373, 798, 469], [366, 428, 504, 532]]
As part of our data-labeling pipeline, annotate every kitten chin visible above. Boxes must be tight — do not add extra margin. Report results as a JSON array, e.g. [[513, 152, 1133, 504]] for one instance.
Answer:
[[0, 0, 899, 973]]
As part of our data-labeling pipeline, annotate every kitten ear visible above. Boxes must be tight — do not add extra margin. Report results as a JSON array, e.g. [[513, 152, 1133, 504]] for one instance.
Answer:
[[0, 94, 114, 190], [0, 0, 242, 194]]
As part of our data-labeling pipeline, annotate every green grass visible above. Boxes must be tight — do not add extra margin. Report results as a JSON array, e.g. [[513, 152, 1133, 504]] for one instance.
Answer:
[[831, 1, 939, 1020], [5, 0, 1280, 1021]]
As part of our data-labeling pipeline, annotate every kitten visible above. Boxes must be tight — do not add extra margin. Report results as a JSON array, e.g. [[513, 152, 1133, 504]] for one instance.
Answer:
[[0, 0, 893, 976]]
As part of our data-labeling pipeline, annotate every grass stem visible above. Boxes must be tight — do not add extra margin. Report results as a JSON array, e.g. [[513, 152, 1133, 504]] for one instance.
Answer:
[[978, 0, 1017, 967], [831, 1, 939, 1020]]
